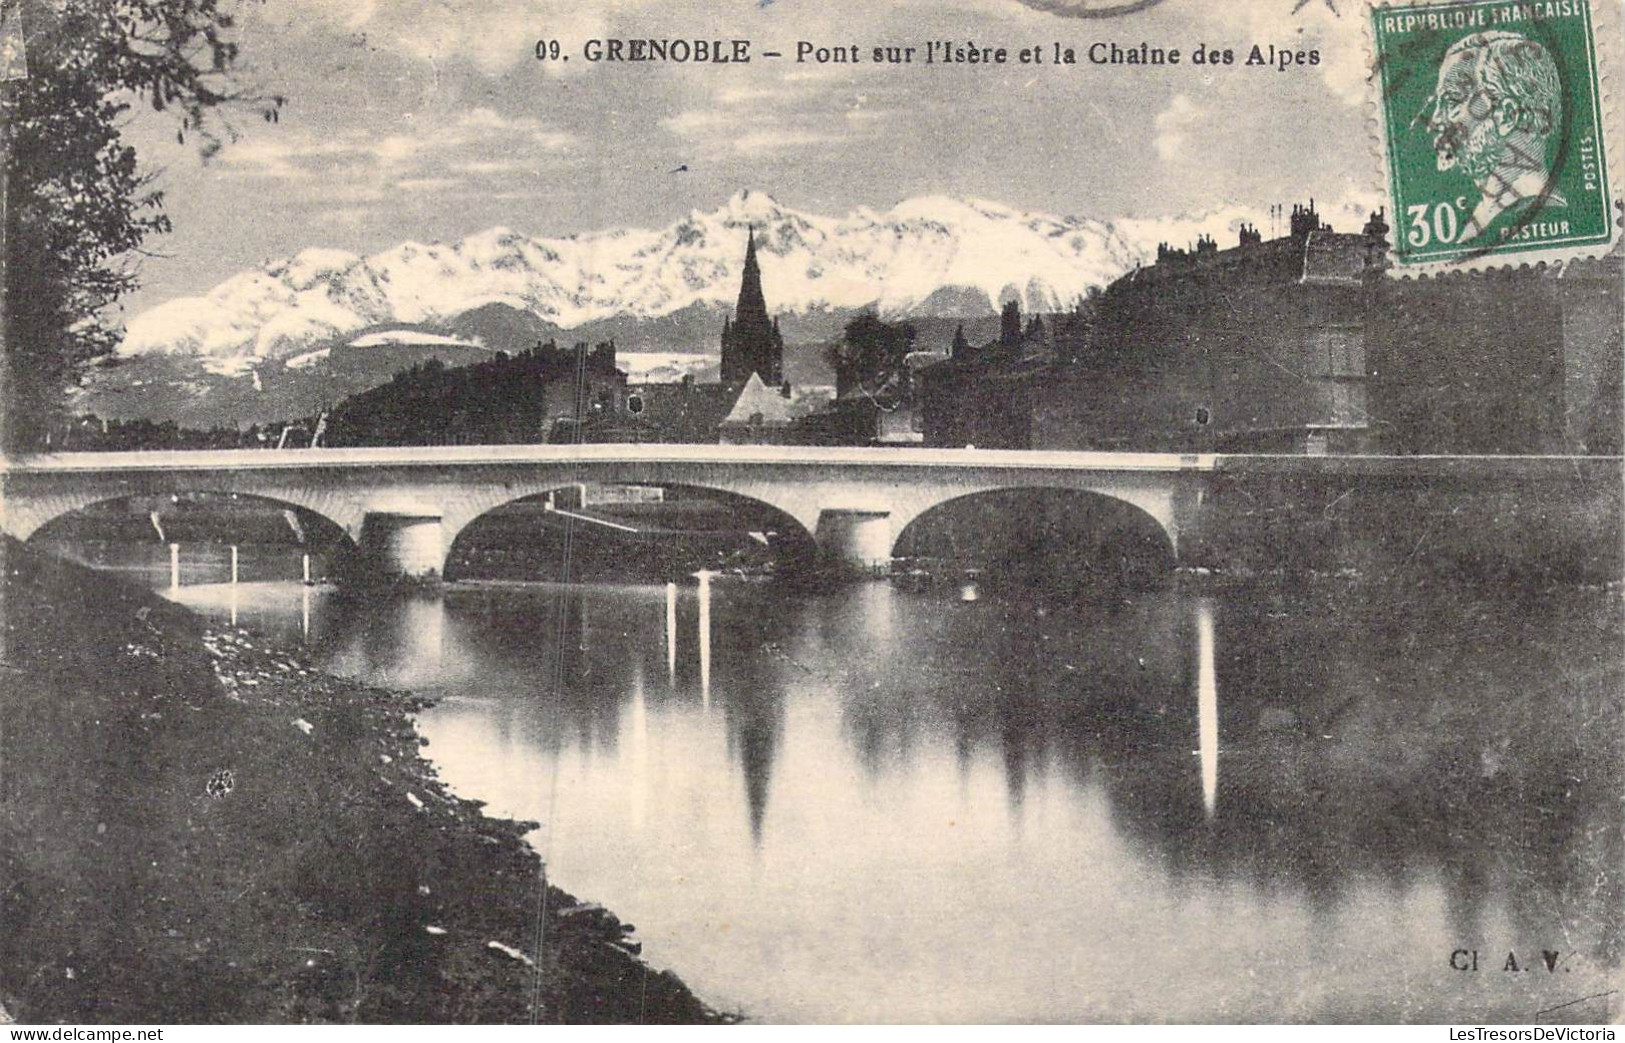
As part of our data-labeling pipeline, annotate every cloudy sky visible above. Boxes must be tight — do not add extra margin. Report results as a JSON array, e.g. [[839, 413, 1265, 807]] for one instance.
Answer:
[[117, 0, 1378, 315]]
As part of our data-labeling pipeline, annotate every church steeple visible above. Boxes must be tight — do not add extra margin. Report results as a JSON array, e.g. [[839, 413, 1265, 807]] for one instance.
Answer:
[[737, 226, 768, 321], [720, 225, 784, 389]]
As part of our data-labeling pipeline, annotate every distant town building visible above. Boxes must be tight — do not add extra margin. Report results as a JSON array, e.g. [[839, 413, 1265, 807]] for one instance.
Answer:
[[615, 375, 737, 444], [620, 227, 801, 445], [919, 301, 1091, 449], [539, 342, 633, 443], [792, 385, 926, 446]]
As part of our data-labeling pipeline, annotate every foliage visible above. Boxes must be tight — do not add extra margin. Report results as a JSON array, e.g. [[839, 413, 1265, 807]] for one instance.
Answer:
[[59, 413, 264, 450], [326, 341, 625, 447], [3, 0, 281, 448], [827, 313, 916, 399]]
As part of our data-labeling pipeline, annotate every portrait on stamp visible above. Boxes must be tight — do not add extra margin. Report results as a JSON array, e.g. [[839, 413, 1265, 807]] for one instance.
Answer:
[[1422, 30, 1566, 241]]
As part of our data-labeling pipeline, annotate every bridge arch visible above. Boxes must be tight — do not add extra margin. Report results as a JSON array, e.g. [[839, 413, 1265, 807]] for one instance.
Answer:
[[24, 490, 361, 582], [891, 486, 1178, 589], [25, 491, 358, 548], [5, 480, 367, 546], [442, 481, 820, 581]]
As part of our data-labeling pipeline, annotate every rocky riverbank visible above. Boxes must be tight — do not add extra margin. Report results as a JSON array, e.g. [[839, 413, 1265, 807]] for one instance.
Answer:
[[0, 539, 724, 1024]]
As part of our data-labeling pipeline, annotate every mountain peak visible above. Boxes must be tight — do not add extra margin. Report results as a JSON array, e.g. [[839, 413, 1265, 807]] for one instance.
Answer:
[[888, 195, 1019, 224], [268, 247, 364, 291], [466, 225, 522, 246], [721, 189, 786, 223]]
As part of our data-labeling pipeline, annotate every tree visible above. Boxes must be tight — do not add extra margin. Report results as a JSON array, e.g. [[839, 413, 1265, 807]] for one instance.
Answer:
[[2, 0, 281, 449], [828, 313, 916, 400]]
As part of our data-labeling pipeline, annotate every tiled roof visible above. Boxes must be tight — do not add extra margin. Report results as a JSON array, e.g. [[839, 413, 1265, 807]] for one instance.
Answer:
[[721, 373, 795, 425]]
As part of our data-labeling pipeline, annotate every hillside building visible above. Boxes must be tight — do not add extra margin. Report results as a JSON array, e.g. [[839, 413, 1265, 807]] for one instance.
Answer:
[[1057, 200, 1384, 454], [921, 200, 1621, 456], [1367, 246, 1621, 455]]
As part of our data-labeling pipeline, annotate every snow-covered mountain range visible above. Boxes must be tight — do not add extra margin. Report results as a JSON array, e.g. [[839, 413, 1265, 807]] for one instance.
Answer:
[[120, 191, 1141, 375], [81, 191, 1171, 428]]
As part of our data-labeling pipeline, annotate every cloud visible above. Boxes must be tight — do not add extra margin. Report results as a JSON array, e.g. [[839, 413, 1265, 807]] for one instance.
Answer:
[[455, 108, 574, 150], [780, 66, 853, 84], [217, 108, 574, 182], [395, 177, 464, 194], [662, 109, 733, 137], [1195, 2, 1370, 106], [311, 207, 376, 228], [273, 0, 630, 77], [212, 137, 348, 181], [732, 129, 852, 155], [371, 135, 421, 168], [661, 67, 891, 159], [454, 159, 532, 175], [714, 84, 798, 106], [845, 108, 894, 126], [664, 106, 861, 156], [1153, 94, 1203, 162]]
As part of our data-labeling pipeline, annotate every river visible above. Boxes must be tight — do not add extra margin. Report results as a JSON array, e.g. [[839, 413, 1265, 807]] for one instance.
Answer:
[[156, 571, 1620, 1023]]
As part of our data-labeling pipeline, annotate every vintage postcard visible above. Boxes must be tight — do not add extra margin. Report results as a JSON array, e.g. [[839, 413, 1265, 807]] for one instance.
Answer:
[[0, 0, 1621, 1028]]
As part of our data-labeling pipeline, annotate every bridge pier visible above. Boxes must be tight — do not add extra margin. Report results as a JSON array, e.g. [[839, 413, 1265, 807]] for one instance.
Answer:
[[357, 511, 444, 583], [814, 509, 894, 578]]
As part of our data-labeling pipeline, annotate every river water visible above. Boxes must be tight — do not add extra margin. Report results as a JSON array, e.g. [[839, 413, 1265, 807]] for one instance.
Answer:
[[162, 573, 1619, 1023]]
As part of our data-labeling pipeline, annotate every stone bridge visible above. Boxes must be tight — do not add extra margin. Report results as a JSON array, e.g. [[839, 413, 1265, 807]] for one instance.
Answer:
[[0, 444, 1216, 578]]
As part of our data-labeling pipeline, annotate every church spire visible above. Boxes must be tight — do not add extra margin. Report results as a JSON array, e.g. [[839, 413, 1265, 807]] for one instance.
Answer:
[[736, 225, 768, 323], [720, 225, 784, 389]]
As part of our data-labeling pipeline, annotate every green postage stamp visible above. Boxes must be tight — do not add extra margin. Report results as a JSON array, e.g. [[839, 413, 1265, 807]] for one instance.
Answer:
[[1370, 0, 1620, 269]]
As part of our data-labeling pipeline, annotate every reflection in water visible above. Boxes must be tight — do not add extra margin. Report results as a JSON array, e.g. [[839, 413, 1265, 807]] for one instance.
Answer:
[[697, 570, 713, 708], [323, 595, 449, 689], [666, 581, 678, 686], [1196, 598, 1218, 818], [718, 653, 784, 847], [628, 663, 649, 832], [167, 574, 1622, 1024]]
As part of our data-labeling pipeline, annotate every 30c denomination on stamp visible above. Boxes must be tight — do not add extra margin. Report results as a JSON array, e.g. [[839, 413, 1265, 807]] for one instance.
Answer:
[[1369, 0, 1619, 269]]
